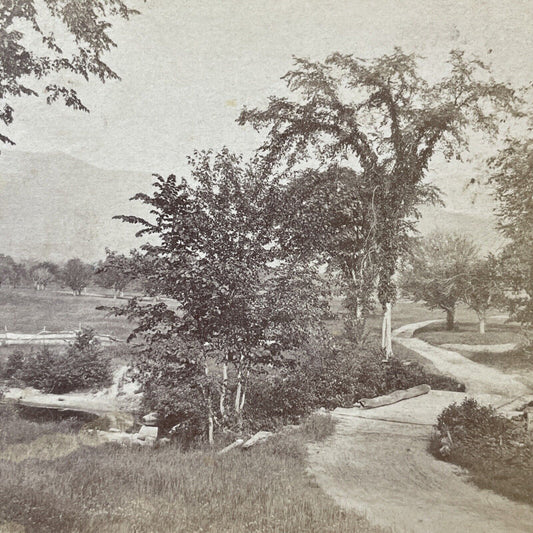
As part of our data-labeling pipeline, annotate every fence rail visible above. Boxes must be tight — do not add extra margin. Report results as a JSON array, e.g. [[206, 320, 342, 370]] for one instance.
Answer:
[[0, 330, 122, 346]]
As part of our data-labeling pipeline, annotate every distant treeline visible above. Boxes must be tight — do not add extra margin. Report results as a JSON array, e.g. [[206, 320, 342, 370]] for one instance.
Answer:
[[0, 250, 141, 297]]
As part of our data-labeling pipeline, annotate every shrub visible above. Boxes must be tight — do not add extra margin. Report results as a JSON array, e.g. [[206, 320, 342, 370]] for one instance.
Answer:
[[432, 398, 533, 504], [1, 349, 25, 379], [13, 329, 111, 394]]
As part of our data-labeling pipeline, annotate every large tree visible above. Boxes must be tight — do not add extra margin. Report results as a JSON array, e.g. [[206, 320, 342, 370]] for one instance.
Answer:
[[489, 136, 533, 326], [401, 232, 478, 331], [62, 258, 93, 295], [1, 0, 140, 146], [239, 48, 517, 356], [94, 248, 133, 298], [113, 149, 326, 442], [461, 255, 505, 334]]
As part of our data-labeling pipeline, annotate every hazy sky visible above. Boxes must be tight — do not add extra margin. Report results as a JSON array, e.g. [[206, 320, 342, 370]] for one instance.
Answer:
[[0, 0, 531, 261], [5, 0, 533, 174]]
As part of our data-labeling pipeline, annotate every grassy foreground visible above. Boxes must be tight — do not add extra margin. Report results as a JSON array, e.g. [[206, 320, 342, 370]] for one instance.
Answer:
[[0, 407, 378, 533]]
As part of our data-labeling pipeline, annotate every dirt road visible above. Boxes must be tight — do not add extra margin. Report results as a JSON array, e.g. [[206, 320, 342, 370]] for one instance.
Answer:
[[307, 321, 533, 533]]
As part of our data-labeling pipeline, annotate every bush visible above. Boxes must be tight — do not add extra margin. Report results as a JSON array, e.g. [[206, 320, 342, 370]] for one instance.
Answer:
[[11, 329, 111, 394], [432, 398, 533, 504], [1, 349, 25, 379], [244, 341, 464, 433]]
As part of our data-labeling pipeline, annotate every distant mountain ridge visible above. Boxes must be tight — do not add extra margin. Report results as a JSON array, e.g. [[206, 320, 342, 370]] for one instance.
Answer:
[[0, 151, 152, 262], [0, 151, 502, 262]]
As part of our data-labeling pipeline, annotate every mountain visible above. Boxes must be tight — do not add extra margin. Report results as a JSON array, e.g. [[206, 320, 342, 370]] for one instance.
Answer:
[[0, 151, 152, 262], [0, 151, 503, 262]]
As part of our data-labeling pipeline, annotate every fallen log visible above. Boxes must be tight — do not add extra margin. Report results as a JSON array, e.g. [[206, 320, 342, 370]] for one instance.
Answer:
[[242, 431, 273, 449], [218, 438, 244, 455], [357, 384, 431, 409]]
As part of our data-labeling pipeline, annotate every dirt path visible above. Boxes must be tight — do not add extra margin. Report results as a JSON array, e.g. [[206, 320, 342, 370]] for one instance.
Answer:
[[307, 320, 533, 533]]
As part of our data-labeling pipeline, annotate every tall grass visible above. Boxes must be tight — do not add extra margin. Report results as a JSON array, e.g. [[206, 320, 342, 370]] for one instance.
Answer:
[[0, 409, 378, 533]]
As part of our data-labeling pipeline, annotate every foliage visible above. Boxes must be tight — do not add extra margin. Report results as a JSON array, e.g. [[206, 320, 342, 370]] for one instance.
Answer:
[[239, 48, 518, 339], [490, 137, 533, 327], [401, 232, 479, 329], [1, 348, 25, 378], [112, 149, 328, 439], [61, 258, 93, 295], [29, 263, 55, 290], [0, 0, 140, 147], [432, 398, 533, 504], [0, 254, 25, 287], [94, 249, 134, 297], [243, 340, 463, 433], [11, 328, 111, 393], [460, 255, 506, 332]]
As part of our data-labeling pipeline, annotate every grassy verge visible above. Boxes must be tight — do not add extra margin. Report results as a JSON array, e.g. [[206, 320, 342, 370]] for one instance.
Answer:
[[416, 321, 527, 346], [465, 348, 533, 375], [0, 287, 132, 338], [0, 407, 378, 533], [431, 398, 533, 505]]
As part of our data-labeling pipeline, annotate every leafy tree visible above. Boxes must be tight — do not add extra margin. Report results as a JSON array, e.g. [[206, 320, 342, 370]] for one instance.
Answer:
[[113, 149, 327, 442], [0, 254, 16, 286], [95, 248, 133, 298], [29, 263, 55, 290], [400, 232, 478, 330], [239, 48, 518, 356], [489, 137, 533, 326], [1, 0, 140, 147], [62, 258, 93, 295], [461, 256, 505, 334]]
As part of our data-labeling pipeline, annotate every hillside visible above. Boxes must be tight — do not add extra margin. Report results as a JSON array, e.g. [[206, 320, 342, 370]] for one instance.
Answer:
[[0, 151, 152, 262], [0, 151, 503, 262]]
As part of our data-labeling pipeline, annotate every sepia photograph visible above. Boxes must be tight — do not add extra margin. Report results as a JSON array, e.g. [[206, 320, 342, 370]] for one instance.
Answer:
[[1, 1, 533, 531]]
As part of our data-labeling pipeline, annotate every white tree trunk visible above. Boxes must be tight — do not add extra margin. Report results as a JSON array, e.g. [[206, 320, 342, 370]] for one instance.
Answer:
[[479, 315, 486, 335], [220, 361, 228, 417], [381, 302, 393, 359]]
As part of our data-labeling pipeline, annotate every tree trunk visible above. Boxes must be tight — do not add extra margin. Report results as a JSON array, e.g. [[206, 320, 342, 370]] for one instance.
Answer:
[[381, 302, 393, 360], [446, 308, 455, 331], [479, 315, 486, 335], [220, 361, 228, 418]]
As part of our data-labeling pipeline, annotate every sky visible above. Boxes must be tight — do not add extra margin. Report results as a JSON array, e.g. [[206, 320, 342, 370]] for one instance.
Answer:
[[6, 0, 533, 173], [1, 0, 532, 260]]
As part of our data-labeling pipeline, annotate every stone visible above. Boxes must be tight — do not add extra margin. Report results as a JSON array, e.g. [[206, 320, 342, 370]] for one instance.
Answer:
[[142, 411, 159, 426], [137, 425, 158, 441]]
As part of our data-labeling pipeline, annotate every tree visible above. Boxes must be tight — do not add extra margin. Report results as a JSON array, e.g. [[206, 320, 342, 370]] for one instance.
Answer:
[[113, 149, 327, 442], [489, 136, 533, 326], [0, 254, 16, 286], [29, 263, 55, 290], [1, 0, 140, 147], [401, 232, 478, 330], [239, 48, 518, 356], [62, 258, 92, 295], [95, 248, 133, 298], [461, 255, 505, 334]]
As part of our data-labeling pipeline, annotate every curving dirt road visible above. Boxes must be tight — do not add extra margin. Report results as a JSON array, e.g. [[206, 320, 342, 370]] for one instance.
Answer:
[[307, 320, 533, 533]]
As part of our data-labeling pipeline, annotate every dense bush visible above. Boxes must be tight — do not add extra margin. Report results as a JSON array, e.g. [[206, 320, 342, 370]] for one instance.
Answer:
[[4, 329, 111, 394], [138, 337, 464, 442], [243, 341, 464, 433], [432, 398, 533, 504]]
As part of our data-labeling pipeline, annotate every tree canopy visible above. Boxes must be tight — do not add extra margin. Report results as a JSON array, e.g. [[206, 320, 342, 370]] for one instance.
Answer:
[[0, 0, 139, 146], [239, 48, 518, 347], [401, 232, 479, 330], [113, 149, 327, 440]]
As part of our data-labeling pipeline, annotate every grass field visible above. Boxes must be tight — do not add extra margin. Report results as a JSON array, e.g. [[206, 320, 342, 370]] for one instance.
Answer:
[[0, 288, 133, 338], [416, 320, 527, 346], [0, 407, 379, 533]]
